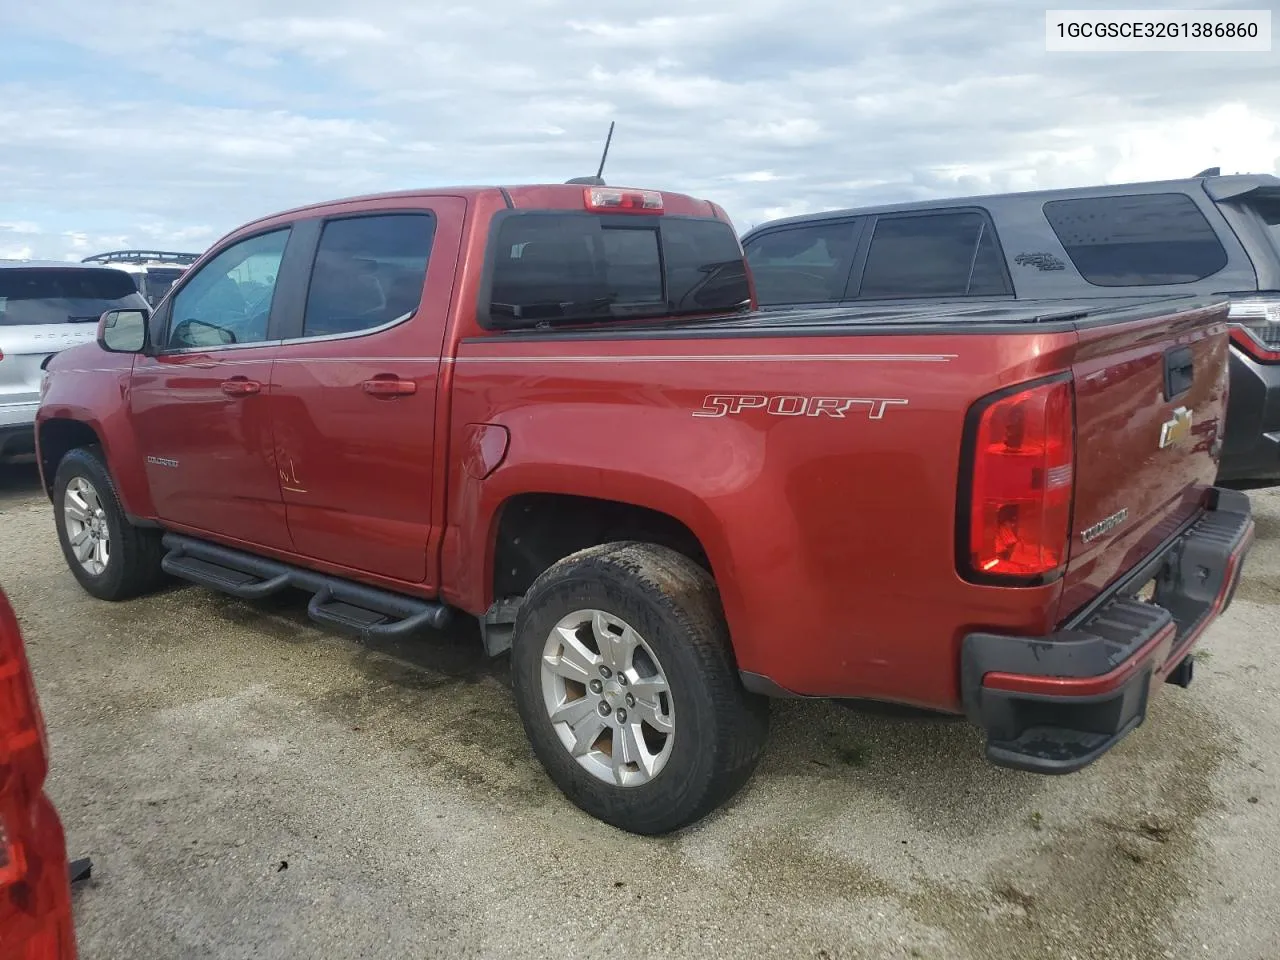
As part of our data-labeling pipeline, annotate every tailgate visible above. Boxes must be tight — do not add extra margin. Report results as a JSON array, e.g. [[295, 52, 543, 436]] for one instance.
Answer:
[[1057, 300, 1231, 617]]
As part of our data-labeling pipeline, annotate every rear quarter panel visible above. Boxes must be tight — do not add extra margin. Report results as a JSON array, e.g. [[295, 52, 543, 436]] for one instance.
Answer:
[[444, 329, 1081, 712]]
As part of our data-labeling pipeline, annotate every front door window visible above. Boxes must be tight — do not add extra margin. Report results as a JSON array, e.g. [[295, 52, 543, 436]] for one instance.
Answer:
[[168, 230, 289, 349]]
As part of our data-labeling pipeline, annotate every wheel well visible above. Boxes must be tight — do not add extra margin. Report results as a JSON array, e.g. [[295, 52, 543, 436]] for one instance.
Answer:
[[492, 493, 711, 602], [38, 419, 101, 497]]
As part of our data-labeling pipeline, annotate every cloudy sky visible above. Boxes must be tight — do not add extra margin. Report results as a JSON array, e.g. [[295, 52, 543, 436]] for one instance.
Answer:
[[2, 0, 1278, 261]]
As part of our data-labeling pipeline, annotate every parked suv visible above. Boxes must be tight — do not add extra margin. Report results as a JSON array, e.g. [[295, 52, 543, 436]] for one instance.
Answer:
[[37, 183, 1252, 834], [0, 262, 150, 459], [741, 172, 1280, 483], [81, 250, 200, 308]]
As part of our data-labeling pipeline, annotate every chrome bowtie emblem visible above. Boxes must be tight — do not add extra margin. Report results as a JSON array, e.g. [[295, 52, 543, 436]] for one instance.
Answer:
[[1159, 406, 1192, 449]]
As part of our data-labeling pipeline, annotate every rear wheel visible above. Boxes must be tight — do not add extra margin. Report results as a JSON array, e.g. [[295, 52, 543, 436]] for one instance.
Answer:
[[510, 542, 769, 834], [53, 446, 166, 600]]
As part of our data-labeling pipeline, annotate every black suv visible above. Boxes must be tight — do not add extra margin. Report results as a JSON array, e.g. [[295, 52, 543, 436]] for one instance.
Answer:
[[741, 172, 1280, 483]]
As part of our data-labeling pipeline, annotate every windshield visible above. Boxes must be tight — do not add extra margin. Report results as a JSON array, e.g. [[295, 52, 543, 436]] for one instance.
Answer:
[[0, 268, 145, 326], [484, 213, 750, 328]]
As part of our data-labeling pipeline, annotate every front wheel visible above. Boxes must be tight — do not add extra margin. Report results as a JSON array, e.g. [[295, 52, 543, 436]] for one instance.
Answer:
[[53, 446, 166, 600], [510, 542, 769, 835]]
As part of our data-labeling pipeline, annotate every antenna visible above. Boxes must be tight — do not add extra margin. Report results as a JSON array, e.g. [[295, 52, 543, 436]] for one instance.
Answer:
[[565, 121, 616, 186], [595, 121, 615, 180], [1194, 166, 1221, 178]]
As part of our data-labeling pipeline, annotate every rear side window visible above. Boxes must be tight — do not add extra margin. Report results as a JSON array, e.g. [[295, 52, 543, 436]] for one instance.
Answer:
[[744, 222, 859, 305], [859, 212, 1010, 299], [1043, 193, 1228, 286], [1247, 197, 1280, 250], [303, 213, 436, 338], [484, 214, 749, 327], [0, 268, 142, 326]]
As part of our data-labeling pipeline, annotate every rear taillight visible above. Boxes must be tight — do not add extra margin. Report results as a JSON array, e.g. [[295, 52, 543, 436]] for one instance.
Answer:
[[1229, 297, 1280, 362], [0, 598, 46, 792], [962, 378, 1075, 583], [0, 593, 48, 883], [583, 187, 664, 214], [0, 590, 75, 959]]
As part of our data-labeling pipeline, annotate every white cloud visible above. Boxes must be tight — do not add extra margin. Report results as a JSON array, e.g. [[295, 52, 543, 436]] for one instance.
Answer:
[[230, 17, 390, 46], [723, 117, 824, 146], [1106, 102, 1280, 184], [0, 0, 1278, 258], [724, 171, 786, 183], [567, 15, 727, 45], [0, 246, 34, 260], [136, 223, 216, 244], [225, 47, 280, 70]]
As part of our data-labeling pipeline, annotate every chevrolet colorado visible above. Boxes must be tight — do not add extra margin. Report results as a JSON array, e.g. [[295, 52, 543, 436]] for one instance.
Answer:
[[36, 184, 1254, 834]]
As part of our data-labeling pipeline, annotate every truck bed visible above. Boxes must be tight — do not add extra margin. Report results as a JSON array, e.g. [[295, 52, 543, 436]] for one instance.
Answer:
[[451, 294, 1231, 710], [489, 293, 1224, 338]]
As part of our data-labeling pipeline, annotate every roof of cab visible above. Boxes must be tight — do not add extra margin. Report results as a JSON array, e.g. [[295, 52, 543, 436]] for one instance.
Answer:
[[233, 183, 721, 233]]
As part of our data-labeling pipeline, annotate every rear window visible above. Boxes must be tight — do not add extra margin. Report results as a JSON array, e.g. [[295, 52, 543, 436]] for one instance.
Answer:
[[484, 214, 749, 328], [859, 211, 1011, 299], [0, 268, 142, 326], [1043, 193, 1228, 286]]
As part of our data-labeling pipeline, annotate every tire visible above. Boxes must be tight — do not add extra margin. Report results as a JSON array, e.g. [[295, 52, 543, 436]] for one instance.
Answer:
[[53, 445, 166, 601], [510, 542, 770, 835]]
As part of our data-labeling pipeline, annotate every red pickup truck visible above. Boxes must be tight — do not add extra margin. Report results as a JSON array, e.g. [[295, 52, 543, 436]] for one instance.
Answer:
[[36, 184, 1254, 834]]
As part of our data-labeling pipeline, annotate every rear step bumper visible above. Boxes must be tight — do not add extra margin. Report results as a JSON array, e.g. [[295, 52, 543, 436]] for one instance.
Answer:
[[161, 533, 451, 640], [960, 487, 1255, 775]]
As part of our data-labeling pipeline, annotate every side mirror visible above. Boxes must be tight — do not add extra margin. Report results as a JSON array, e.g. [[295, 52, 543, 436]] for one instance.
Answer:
[[171, 319, 236, 347], [97, 309, 150, 353]]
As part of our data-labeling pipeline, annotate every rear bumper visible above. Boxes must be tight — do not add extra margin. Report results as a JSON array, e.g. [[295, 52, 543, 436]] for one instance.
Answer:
[[961, 487, 1254, 775], [1219, 345, 1280, 483]]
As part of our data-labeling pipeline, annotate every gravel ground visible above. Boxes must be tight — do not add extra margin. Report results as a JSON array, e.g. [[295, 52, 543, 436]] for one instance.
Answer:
[[2, 462, 1278, 960]]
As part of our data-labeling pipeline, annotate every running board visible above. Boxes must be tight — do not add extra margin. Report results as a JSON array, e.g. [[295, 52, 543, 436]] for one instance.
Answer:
[[161, 533, 451, 640]]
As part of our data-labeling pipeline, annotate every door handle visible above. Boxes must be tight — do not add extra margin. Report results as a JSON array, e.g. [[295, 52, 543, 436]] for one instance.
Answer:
[[221, 377, 262, 397], [1163, 346, 1194, 400], [361, 377, 417, 398]]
